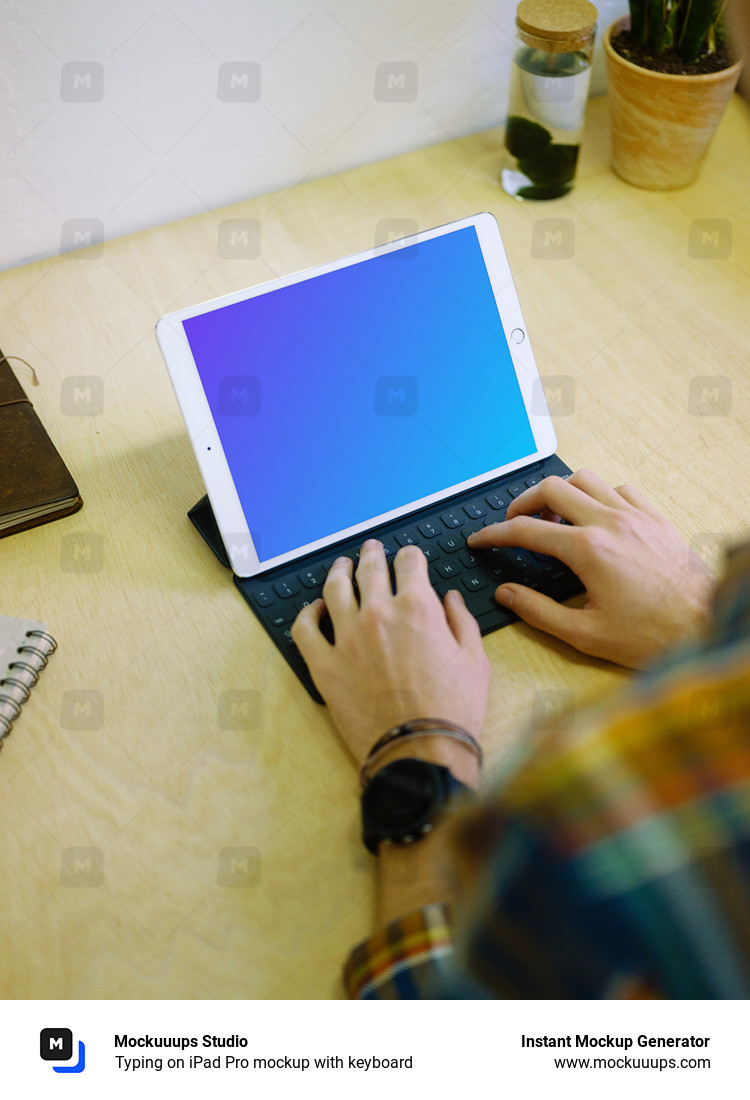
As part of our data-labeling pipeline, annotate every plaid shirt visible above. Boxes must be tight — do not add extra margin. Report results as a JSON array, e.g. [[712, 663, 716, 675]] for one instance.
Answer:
[[344, 546, 750, 998]]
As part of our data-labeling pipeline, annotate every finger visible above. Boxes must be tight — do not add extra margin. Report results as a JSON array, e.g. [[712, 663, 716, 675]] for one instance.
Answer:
[[355, 539, 390, 603], [494, 582, 587, 649], [392, 544, 431, 593], [614, 482, 664, 519], [291, 598, 332, 657], [444, 589, 484, 651], [468, 513, 575, 562], [321, 555, 357, 622], [565, 468, 638, 512], [503, 473, 606, 526]]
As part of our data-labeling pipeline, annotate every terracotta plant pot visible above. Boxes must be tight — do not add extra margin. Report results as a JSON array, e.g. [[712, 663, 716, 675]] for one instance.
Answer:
[[603, 17, 743, 189]]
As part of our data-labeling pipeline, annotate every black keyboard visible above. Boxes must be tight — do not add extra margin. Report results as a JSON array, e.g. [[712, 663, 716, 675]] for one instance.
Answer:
[[235, 454, 582, 702]]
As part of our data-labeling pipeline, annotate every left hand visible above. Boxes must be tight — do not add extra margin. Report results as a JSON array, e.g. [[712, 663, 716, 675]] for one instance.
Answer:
[[291, 539, 491, 769]]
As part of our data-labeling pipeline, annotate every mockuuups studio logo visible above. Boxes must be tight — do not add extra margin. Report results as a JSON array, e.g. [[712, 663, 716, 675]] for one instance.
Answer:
[[217, 219, 261, 259], [374, 219, 417, 257], [374, 375, 417, 416], [531, 218, 575, 259], [217, 62, 261, 101], [60, 219, 104, 258], [688, 219, 731, 259], [40, 1028, 86, 1073], [374, 62, 418, 101], [217, 375, 261, 416], [60, 62, 103, 102]]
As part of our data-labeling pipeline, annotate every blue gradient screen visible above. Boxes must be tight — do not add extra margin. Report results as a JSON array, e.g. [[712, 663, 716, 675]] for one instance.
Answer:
[[182, 226, 535, 563]]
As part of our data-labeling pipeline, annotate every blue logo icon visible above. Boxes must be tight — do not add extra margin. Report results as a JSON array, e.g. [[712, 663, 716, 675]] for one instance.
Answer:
[[40, 1029, 86, 1073]]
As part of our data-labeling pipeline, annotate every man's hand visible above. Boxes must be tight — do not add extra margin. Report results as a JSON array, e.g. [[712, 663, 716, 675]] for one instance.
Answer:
[[468, 469, 715, 669], [291, 539, 491, 773]]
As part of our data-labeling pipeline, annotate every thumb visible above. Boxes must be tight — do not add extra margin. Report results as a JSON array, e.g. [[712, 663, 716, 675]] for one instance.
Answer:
[[444, 588, 484, 650], [495, 583, 585, 649]]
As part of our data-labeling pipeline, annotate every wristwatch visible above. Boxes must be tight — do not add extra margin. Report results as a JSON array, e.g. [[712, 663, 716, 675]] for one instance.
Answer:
[[360, 757, 474, 855]]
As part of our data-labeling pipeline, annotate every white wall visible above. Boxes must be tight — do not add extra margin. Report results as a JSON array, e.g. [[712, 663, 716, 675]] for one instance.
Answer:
[[1, 0, 626, 272]]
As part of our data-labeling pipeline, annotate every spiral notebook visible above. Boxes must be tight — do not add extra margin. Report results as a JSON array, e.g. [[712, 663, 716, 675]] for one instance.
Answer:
[[0, 613, 57, 746]]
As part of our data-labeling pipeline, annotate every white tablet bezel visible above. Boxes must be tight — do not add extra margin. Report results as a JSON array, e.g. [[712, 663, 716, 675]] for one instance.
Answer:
[[156, 211, 556, 578]]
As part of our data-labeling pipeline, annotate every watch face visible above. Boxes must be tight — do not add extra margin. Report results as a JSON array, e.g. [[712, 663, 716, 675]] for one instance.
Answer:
[[366, 759, 440, 829]]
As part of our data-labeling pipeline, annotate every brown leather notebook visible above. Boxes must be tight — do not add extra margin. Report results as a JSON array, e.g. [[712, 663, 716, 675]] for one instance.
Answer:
[[0, 351, 82, 537]]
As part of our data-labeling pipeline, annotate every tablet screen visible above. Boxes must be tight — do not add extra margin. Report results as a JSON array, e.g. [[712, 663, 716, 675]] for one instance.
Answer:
[[181, 225, 536, 564]]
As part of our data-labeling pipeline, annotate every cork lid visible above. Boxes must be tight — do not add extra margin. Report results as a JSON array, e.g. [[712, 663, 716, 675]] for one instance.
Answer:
[[517, 0, 597, 41]]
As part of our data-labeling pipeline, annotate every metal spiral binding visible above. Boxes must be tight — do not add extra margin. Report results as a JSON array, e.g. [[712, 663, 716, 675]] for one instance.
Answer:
[[17, 645, 49, 668], [27, 629, 57, 652], [0, 629, 57, 746], [8, 661, 40, 686], [0, 677, 32, 703]]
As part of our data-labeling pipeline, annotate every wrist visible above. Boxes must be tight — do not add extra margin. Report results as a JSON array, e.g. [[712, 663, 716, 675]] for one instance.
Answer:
[[361, 718, 482, 790], [369, 735, 481, 789]]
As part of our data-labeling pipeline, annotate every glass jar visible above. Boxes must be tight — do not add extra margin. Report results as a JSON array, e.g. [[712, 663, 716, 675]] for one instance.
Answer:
[[501, 0, 597, 200]]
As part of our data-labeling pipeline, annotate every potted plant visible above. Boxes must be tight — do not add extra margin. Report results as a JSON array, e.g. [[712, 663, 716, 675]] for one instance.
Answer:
[[603, 0, 743, 188]]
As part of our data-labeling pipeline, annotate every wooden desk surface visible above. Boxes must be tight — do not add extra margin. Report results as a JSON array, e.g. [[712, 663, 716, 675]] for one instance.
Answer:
[[1, 95, 749, 1000]]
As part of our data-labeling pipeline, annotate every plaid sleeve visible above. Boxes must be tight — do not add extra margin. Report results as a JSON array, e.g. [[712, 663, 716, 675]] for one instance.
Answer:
[[344, 542, 750, 1000], [343, 904, 453, 999], [444, 551, 750, 998]]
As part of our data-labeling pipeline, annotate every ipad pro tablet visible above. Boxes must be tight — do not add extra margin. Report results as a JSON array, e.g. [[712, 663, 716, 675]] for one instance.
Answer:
[[157, 211, 581, 699]]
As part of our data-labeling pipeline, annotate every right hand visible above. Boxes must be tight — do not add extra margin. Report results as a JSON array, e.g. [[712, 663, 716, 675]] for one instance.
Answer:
[[467, 469, 715, 669]]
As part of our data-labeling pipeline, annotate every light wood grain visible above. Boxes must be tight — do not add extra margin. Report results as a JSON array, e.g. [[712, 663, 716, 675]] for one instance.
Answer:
[[1, 94, 749, 999]]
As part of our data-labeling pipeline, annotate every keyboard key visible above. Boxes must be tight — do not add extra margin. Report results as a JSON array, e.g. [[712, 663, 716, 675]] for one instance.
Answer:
[[507, 484, 526, 498], [395, 530, 418, 547], [463, 587, 501, 616], [532, 551, 552, 562], [281, 628, 296, 647], [323, 555, 351, 573], [525, 476, 542, 488], [459, 549, 481, 569], [508, 551, 532, 571], [489, 564, 511, 581], [435, 560, 460, 579], [274, 578, 300, 599], [421, 544, 441, 562], [417, 520, 440, 539], [462, 573, 488, 592], [438, 533, 464, 553], [486, 492, 509, 510], [252, 588, 276, 608], [464, 501, 487, 519], [299, 566, 325, 588], [269, 607, 294, 627], [295, 596, 317, 612], [441, 510, 464, 528]]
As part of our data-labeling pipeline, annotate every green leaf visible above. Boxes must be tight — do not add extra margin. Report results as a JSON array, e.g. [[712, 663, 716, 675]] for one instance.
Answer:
[[629, 0, 648, 41], [664, 2, 681, 48], [678, 0, 720, 62], [646, 0, 668, 51]]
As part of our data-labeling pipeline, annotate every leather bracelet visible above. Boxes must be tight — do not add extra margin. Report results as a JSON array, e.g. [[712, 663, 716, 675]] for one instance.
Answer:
[[360, 717, 482, 788]]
